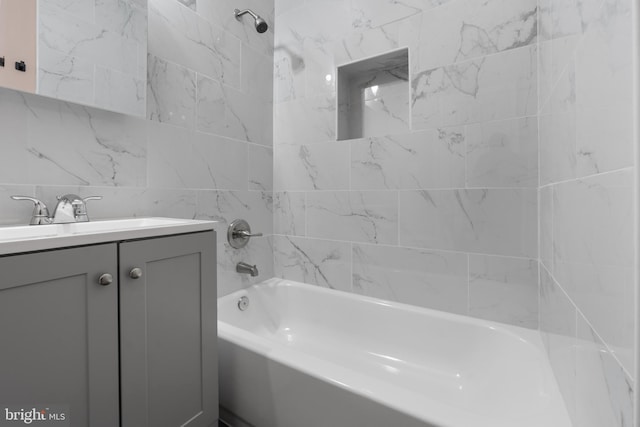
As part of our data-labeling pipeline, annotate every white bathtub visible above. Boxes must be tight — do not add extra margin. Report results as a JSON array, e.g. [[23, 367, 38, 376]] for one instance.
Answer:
[[218, 278, 571, 427]]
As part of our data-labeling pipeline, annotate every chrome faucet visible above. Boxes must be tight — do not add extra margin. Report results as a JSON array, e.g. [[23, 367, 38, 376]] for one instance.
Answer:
[[11, 194, 102, 225], [236, 262, 259, 277]]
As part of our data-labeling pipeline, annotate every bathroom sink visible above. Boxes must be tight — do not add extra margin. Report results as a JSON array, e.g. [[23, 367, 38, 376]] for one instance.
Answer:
[[0, 217, 217, 255]]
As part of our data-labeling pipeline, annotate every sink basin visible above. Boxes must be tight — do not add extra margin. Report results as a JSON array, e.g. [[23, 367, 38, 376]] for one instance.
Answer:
[[0, 218, 217, 255]]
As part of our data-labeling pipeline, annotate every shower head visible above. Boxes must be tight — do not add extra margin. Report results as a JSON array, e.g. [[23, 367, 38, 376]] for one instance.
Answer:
[[234, 8, 269, 33]]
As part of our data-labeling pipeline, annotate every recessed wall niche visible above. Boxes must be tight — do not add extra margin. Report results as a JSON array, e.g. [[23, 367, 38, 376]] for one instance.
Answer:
[[337, 48, 410, 141]]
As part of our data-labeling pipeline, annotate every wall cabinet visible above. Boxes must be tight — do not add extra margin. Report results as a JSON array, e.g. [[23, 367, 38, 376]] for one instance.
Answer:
[[0, 231, 217, 427], [0, 0, 147, 117]]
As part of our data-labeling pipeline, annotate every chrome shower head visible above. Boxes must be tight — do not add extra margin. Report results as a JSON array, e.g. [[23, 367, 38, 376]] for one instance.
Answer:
[[234, 8, 269, 33]]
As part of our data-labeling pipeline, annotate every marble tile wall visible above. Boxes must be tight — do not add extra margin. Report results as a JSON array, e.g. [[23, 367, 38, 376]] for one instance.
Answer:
[[39, 0, 147, 116], [0, 0, 275, 296], [273, 0, 540, 329], [538, 0, 636, 425]]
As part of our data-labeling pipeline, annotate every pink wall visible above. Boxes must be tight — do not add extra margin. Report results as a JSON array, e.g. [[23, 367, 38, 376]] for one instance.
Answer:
[[0, 0, 37, 93]]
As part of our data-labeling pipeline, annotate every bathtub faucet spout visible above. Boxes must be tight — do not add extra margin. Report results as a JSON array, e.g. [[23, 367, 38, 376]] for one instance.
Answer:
[[237, 262, 259, 277]]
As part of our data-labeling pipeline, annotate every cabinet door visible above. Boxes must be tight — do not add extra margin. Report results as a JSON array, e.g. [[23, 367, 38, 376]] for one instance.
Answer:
[[0, 244, 119, 427], [120, 231, 218, 427]]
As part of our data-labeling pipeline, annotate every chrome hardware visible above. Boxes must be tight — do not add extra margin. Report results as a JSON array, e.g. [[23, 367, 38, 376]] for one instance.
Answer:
[[228, 219, 263, 249], [10, 194, 102, 225], [98, 273, 113, 286], [52, 194, 102, 223], [234, 8, 269, 33], [236, 262, 259, 277], [129, 268, 143, 279], [238, 296, 250, 311], [10, 196, 51, 225]]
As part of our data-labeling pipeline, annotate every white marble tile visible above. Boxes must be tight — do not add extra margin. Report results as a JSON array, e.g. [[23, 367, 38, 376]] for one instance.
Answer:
[[217, 237, 274, 297], [349, 0, 440, 31], [573, 0, 634, 178], [352, 244, 468, 314], [574, 0, 632, 112], [148, 0, 242, 88], [540, 185, 553, 272], [192, 133, 249, 190], [37, 45, 94, 107], [539, 111, 577, 185], [575, 313, 634, 427], [0, 89, 30, 184], [302, 38, 339, 101], [552, 169, 635, 376], [466, 117, 538, 188], [96, 0, 148, 45], [274, 0, 351, 47], [25, 96, 147, 187], [331, 15, 402, 65], [196, 75, 272, 145], [412, 45, 537, 129], [350, 128, 465, 190], [242, 46, 274, 103], [273, 235, 352, 291], [399, 189, 537, 257], [195, 190, 272, 246], [273, 192, 305, 236], [39, 4, 138, 76], [248, 145, 273, 192], [147, 123, 249, 190], [275, 0, 299, 16], [146, 122, 194, 188], [539, 266, 577, 424], [414, 0, 537, 71], [274, 143, 350, 191], [538, 0, 583, 42], [274, 95, 336, 144], [538, 36, 580, 113], [95, 66, 146, 117], [575, 104, 633, 178], [45, 0, 94, 24], [541, 57, 576, 116], [274, 44, 306, 103], [468, 255, 538, 328], [147, 55, 196, 129], [306, 191, 398, 245], [176, 0, 196, 10]]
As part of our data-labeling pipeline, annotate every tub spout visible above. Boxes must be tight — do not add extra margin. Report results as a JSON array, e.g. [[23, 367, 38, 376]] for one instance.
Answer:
[[237, 262, 259, 277]]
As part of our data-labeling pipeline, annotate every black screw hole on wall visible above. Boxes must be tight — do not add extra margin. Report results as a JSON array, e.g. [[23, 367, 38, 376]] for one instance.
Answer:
[[15, 61, 26, 72], [0, 57, 4, 67]]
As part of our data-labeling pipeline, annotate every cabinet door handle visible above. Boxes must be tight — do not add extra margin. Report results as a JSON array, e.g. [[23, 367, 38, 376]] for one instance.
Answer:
[[98, 273, 113, 286], [129, 268, 143, 279]]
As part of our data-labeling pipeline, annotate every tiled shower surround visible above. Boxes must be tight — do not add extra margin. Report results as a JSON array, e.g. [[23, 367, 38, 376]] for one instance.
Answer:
[[274, 0, 539, 326], [0, 0, 275, 295], [273, 0, 635, 425]]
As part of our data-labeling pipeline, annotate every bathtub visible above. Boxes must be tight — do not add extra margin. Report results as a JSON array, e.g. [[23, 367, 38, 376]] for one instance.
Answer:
[[218, 278, 572, 427]]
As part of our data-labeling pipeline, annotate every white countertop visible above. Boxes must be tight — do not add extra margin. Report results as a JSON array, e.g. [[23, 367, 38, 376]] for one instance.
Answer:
[[0, 217, 217, 255]]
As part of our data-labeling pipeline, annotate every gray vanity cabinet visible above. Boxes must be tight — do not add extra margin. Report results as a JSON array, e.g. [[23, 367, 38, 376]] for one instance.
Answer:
[[0, 243, 120, 427], [119, 232, 218, 427], [0, 230, 217, 427]]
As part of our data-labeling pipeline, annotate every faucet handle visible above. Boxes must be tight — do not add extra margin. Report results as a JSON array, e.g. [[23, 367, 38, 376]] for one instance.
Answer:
[[10, 196, 51, 225], [83, 196, 103, 203]]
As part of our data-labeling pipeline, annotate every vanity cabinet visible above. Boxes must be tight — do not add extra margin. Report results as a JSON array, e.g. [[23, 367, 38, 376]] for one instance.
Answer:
[[0, 231, 217, 427]]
